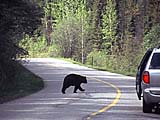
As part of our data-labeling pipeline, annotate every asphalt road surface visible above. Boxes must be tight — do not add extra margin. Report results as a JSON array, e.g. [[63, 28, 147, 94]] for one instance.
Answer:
[[0, 58, 160, 120]]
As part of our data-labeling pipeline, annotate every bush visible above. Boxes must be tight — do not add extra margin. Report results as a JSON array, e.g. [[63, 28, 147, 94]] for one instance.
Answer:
[[85, 49, 139, 76], [144, 24, 160, 49], [19, 35, 60, 58], [86, 50, 116, 70]]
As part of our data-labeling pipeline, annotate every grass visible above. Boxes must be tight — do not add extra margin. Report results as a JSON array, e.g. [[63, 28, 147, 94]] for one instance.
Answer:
[[60, 58, 136, 77], [0, 62, 44, 104]]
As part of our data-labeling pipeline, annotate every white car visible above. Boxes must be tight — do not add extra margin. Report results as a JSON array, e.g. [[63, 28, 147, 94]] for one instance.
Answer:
[[136, 47, 160, 113]]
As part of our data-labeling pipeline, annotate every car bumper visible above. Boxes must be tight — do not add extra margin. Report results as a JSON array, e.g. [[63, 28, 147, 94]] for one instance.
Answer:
[[143, 88, 160, 104]]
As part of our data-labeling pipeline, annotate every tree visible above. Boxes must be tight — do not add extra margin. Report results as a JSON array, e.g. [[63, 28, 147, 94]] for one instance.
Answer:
[[102, 0, 117, 54], [0, 0, 43, 90], [88, 0, 106, 50], [144, 25, 160, 49], [52, 0, 91, 62], [44, 0, 53, 46], [143, 0, 160, 49]]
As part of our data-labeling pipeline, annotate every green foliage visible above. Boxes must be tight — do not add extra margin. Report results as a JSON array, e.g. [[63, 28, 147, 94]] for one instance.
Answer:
[[86, 50, 107, 67], [85, 49, 137, 76], [102, 0, 117, 53], [86, 50, 113, 70], [88, 0, 105, 50], [14, 0, 160, 77], [0, 0, 43, 60], [51, 0, 92, 61], [144, 25, 160, 49], [0, 0, 43, 91], [52, 15, 81, 59], [19, 35, 59, 58]]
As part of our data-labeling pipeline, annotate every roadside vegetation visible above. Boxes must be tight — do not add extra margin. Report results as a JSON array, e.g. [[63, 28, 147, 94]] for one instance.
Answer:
[[0, 0, 44, 103], [0, 61, 44, 103], [20, 0, 160, 76]]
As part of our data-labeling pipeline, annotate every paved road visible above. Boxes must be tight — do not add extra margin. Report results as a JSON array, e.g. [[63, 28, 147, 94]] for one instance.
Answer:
[[0, 58, 160, 120]]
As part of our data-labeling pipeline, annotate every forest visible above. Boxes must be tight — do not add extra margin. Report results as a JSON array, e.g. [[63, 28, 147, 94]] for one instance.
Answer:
[[0, 0, 160, 90]]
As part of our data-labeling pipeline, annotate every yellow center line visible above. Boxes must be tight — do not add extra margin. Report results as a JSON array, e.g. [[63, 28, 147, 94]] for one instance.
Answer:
[[86, 77, 121, 120]]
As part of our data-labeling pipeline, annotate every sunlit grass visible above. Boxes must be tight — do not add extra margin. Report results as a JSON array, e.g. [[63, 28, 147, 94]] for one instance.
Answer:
[[60, 58, 135, 77]]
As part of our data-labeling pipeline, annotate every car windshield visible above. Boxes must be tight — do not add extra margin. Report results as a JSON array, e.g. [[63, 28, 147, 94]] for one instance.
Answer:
[[149, 53, 160, 69]]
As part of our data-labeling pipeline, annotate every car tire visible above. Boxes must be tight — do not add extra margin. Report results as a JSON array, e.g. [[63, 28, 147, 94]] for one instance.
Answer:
[[143, 97, 152, 113]]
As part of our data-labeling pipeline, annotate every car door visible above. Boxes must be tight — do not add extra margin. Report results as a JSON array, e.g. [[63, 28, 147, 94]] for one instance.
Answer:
[[136, 48, 153, 100]]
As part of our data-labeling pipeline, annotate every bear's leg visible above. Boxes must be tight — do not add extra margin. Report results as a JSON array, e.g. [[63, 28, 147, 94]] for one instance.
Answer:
[[61, 87, 66, 94], [78, 85, 85, 91], [62, 85, 69, 94], [73, 86, 79, 93]]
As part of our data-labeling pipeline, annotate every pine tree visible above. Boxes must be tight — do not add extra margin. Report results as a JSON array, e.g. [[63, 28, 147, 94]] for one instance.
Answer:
[[0, 0, 43, 90], [102, 0, 117, 54]]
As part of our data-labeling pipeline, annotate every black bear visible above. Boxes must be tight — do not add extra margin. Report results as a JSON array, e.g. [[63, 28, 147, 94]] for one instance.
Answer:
[[61, 74, 87, 94]]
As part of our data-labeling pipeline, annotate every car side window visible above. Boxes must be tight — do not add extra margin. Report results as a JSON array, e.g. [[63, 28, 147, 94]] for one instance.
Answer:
[[149, 53, 160, 69]]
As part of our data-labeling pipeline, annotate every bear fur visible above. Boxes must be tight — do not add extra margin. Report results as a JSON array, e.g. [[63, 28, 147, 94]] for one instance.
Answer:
[[61, 74, 87, 94]]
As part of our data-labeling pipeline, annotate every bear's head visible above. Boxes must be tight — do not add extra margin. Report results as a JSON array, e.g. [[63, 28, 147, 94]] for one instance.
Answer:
[[82, 76, 87, 83]]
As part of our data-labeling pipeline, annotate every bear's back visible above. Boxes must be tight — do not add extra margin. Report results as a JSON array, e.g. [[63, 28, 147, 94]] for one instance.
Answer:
[[64, 74, 86, 85]]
